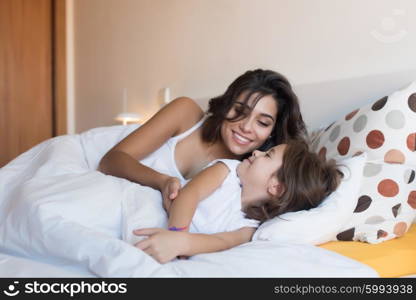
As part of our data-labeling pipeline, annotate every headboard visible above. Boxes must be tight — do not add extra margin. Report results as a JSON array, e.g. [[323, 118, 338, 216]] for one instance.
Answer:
[[294, 68, 416, 130], [195, 68, 416, 132]]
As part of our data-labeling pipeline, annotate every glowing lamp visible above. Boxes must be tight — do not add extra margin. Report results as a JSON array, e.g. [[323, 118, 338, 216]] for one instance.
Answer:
[[115, 88, 141, 125]]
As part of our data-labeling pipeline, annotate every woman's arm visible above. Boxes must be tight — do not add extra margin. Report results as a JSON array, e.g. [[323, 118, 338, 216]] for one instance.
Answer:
[[99, 97, 204, 191], [134, 227, 255, 264], [166, 162, 230, 231]]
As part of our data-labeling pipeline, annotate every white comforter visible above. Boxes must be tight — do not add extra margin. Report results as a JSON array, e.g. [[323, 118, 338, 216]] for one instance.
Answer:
[[0, 125, 378, 277]]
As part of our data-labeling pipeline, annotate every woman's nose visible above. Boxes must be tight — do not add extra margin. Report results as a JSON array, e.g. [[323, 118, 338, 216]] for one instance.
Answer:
[[239, 116, 253, 132]]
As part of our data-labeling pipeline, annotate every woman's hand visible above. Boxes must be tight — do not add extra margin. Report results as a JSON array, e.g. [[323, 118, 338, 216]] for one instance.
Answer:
[[160, 176, 181, 213], [133, 228, 188, 264]]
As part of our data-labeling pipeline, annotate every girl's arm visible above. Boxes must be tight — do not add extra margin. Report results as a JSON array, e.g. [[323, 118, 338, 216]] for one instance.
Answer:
[[134, 227, 256, 264], [134, 161, 237, 264], [166, 162, 230, 231], [182, 227, 256, 256], [99, 97, 204, 193]]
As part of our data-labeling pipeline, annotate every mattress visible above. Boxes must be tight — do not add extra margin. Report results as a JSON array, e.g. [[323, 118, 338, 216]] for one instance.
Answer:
[[321, 224, 416, 277]]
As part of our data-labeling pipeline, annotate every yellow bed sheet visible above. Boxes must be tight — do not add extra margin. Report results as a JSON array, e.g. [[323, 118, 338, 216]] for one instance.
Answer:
[[320, 224, 416, 278]]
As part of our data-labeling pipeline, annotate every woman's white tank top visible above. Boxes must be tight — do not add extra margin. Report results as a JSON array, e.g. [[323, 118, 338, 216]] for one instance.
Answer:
[[139, 117, 206, 186]]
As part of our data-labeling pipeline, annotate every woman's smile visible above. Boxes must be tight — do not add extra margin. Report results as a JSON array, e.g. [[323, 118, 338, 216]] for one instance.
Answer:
[[231, 130, 252, 145]]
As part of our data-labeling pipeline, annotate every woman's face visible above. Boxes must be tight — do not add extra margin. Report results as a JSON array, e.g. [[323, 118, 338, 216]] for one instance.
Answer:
[[220, 92, 278, 156]]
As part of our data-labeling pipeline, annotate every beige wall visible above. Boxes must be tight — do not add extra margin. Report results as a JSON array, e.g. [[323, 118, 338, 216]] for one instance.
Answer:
[[73, 0, 416, 132]]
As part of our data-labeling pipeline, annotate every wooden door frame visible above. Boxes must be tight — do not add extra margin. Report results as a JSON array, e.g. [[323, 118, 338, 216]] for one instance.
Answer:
[[53, 0, 67, 135]]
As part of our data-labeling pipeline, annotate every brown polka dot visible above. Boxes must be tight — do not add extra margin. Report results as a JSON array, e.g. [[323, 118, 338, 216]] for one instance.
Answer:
[[337, 137, 350, 156], [366, 130, 385, 149], [407, 133, 416, 152], [377, 179, 399, 197], [345, 109, 359, 121], [354, 195, 372, 213], [392, 203, 401, 217], [393, 222, 407, 237], [377, 230, 388, 239], [318, 147, 327, 161], [408, 191, 416, 209], [384, 149, 405, 164], [336, 228, 355, 241], [409, 93, 416, 112], [372, 96, 388, 111]]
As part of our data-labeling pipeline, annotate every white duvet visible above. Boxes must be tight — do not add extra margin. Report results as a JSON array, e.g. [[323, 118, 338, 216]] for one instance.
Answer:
[[0, 125, 378, 277]]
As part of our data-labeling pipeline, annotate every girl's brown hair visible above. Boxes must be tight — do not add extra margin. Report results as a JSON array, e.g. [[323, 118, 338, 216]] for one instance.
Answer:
[[201, 69, 307, 153], [244, 140, 342, 223]]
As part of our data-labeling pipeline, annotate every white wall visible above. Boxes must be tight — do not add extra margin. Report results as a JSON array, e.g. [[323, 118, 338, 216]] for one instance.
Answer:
[[73, 0, 416, 132]]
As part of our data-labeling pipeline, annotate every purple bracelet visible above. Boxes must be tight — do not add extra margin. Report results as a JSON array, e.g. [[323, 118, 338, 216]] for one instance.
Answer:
[[168, 226, 188, 231]]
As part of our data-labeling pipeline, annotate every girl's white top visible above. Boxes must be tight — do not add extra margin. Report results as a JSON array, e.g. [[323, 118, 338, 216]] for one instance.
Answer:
[[189, 159, 259, 234]]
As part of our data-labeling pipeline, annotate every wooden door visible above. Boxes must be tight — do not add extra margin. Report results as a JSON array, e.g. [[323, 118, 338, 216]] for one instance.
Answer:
[[0, 0, 65, 167]]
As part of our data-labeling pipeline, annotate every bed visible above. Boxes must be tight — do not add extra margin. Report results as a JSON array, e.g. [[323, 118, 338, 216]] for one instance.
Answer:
[[0, 124, 379, 278], [1, 72, 415, 278]]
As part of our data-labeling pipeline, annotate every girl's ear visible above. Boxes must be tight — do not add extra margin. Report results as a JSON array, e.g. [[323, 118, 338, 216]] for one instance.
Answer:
[[267, 177, 285, 197]]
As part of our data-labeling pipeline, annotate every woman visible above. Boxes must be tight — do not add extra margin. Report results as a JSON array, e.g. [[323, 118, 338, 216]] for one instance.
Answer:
[[99, 69, 306, 207]]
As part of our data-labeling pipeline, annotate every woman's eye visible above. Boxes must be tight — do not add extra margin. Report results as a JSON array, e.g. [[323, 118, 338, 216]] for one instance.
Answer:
[[258, 121, 270, 127]]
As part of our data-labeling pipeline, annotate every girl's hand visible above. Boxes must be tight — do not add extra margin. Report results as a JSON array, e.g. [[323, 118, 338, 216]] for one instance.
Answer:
[[160, 176, 181, 212], [133, 228, 188, 264]]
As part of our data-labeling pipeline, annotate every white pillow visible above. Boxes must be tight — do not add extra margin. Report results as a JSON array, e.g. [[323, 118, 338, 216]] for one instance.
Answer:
[[252, 153, 367, 245]]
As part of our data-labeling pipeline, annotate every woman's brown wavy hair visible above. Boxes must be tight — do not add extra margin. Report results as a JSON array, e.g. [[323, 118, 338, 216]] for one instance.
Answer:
[[201, 69, 307, 155], [244, 140, 342, 224]]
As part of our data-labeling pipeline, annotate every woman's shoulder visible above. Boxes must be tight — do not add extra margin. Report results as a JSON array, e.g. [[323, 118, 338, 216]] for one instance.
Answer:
[[168, 97, 205, 133], [168, 97, 203, 114]]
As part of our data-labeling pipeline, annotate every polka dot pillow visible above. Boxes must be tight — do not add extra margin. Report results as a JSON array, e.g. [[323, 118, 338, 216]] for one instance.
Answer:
[[336, 162, 416, 244], [311, 80, 416, 165], [309, 80, 416, 243]]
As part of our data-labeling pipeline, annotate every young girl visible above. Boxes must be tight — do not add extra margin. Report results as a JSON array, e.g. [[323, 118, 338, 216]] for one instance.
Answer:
[[133, 140, 341, 264]]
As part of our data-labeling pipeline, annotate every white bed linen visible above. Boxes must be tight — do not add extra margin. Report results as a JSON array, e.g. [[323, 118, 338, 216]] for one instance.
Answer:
[[0, 252, 92, 278], [0, 126, 378, 278]]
